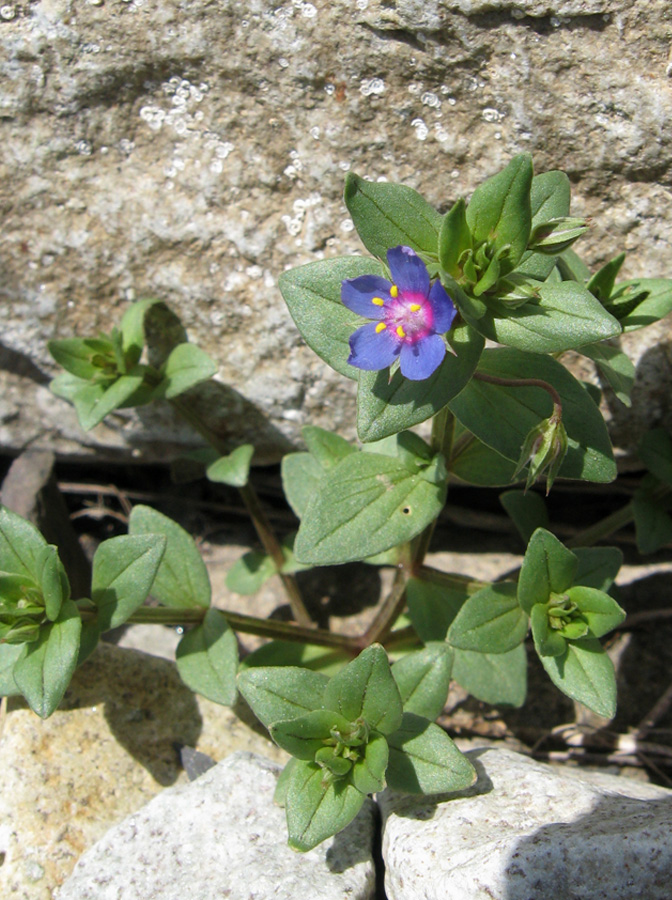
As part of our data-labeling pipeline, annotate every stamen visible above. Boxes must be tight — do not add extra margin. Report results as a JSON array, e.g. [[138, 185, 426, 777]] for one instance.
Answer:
[[396, 325, 406, 338], [371, 297, 384, 307], [409, 303, 422, 312], [376, 322, 387, 333], [390, 285, 399, 298]]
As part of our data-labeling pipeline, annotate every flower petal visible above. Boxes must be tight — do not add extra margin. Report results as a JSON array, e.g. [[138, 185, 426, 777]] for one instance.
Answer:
[[428, 280, 457, 334], [348, 322, 400, 371], [341, 275, 393, 319], [387, 246, 430, 297], [399, 334, 446, 381]]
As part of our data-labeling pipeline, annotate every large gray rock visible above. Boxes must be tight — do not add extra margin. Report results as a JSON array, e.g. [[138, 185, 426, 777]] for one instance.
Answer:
[[380, 746, 672, 900], [56, 751, 376, 900], [1, 0, 671, 461]]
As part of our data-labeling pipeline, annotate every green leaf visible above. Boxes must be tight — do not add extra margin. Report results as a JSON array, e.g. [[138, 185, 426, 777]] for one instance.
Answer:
[[530, 603, 567, 657], [322, 644, 403, 736], [175, 608, 238, 705], [344, 173, 442, 261], [449, 348, 617, 484], [639, 429, 672, 486], [119, 298, 163, 366], [586, 253, 626, 303], [451, 643, 527, 707], [406, 575, 468, 642], [351, 731, 388, 794], [499, 490, 549, 544], [538, 637, 617, 718], [281, 452, 325, 519], [633, 489, 672, 555], [73, 370, 146, 431], [205, 444, 254, 487], [472, 282, 621, 354], [237, 665, 329, 729], [0, 642, 24, 696], [274, 758, 297, 807], [239, 641, 350, 677], [616, 279, 672, 332], [48, 337, 116, 380], [448, 582, 528, 654], [386, 712, 476, 794], [518, 528, 577, 614], [271, 708, 352, 760], [302, 426, 355, 469], [573, 547, 623, 592], [438, 198, 472, 278], [286, 760, 366, 852], [466, 154, 533, 274], [159, 343, 218, 399], [12, 599, 81, 718], [128, 505, 211, 609], [36, 545, 69, 621], [449, 428, 523, 487], [356, 322, 484, 442], [294, 451, 447, 566], [391, 643, 453, 720], [529, 170, 571, 227], [76, 619, 101, 667], [225, 549, 277, 595], [567, 586, 626, 638], [279, 256, 386, 379], [0, 506, 48, 580], [91, 534, 167, 631], [581, 341, 634, 407]]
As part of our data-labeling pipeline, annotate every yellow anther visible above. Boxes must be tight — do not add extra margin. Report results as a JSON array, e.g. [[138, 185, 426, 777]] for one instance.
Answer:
[[375, 322, 387, 333], [371, 296, 384, 306], [396, 325, 406, 338], [390, 285, 399, 298], [410, 303, 422, 312]]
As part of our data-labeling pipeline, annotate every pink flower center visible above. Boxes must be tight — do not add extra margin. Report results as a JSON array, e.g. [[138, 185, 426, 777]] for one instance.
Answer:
[[385, 292, 434, 344]]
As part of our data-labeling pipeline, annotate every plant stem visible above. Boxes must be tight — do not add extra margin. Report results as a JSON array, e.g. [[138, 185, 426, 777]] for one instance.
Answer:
[[169, 395, 312, 626], [473, 371, 563, 417], [414, 564, 489, 594], [566, 501, 635, 548]]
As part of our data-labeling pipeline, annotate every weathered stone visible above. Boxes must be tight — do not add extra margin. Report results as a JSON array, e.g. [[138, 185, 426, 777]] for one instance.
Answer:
[[380, 746, 672, 900], [56, 752, 376, 900], [0, 643, 287, 900], [0, 0, 670, 461]]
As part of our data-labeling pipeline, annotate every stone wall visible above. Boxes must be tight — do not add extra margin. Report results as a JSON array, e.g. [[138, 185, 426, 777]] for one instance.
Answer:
[[1, 0, 671, 462]]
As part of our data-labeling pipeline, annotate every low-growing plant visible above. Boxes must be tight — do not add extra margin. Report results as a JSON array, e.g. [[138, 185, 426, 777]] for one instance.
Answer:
[[2, 154, 672, 850]]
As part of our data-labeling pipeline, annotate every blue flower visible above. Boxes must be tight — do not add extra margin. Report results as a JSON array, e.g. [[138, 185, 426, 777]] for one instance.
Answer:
[[341, 246, 457, 381]]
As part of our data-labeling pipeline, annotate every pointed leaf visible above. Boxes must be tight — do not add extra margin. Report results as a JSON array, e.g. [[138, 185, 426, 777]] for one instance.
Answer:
[[449, 348, 616, 484], [129, 505, 211, 609], [499, 490, 549, 544], [294, 452, 447, 566], [281, 452, 324, 519], [237, 666, 329, 729], [406, 575, 469, 642], [36, 544, 69, 621], [344, 172, 442, 260], [271, 709, 352, 760], [448, 582, 528, 654], [159, 343, 218, 399], [322, 644, 403, 736], [119, 298, 163, 365], [91, 534, 167, 631], [356, 322, 483, 442], [581, 341, 634, 407], [205, 444, 254, 487], [567, 586, 625, 638], [386, 712, 476, 794], [587, 253, 626, 303], [0, 642, 24, 696], [302, 426, 355, 469], [74, 371, 146, 431], [0, 506, 47, 580], [351, 731, 388, 794], [573, 547, 623, 592], [48, 337, 116, 380], [518, 528, 577, 614], [438, 198, 472, 278], [391, 643, 453, 720], [616, 279, 672, 332], [639, 429, 672, 486], [175, 608, 238, 706], [279, 256, 386, 379], [449, 429, 523, 487], [538, 637, 617, 718], [286, 760, 366, 852], [12, 599, 81, 718], [633, 491, 672, 555], [451, 643, 527, 707], [225, 550, 277, 595]]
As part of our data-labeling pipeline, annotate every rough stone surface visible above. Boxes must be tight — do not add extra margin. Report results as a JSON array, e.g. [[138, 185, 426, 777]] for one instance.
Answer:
[[0, 0, 671, 461], [56, 751, 376, 900], [379, 746, 672, 900], [0, 642, 288, 900]]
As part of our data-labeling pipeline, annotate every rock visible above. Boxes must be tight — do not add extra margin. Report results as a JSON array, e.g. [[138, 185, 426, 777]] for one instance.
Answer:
[[379, 746, 672, 900], [0, 642, 288, 900], [0, 0, 670, 462], [55, 752, 376, 900]]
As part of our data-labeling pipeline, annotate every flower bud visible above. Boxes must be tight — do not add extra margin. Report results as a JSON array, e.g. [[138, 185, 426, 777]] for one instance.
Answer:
[[514, 411, 568, 495]]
